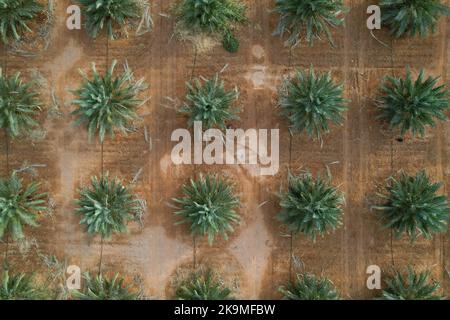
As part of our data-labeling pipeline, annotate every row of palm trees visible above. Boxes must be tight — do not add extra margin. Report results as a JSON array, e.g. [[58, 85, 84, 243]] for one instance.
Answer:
[[3, 60, 449, 242], [0, 62, 450, 243], [2, 262, 445, 299]]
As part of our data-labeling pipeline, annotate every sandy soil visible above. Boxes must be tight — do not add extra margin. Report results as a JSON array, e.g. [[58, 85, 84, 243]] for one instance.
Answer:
[[0, 0, 448, 299]]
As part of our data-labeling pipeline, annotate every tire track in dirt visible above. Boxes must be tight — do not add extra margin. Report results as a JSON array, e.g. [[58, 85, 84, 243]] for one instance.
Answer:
[[435, 10, 448, 292], [228, 3, 278, 297], [437, 1, 449, 295], [345, 0, 373, 297], [287, 10, 348, 300], [190, 34, 199, 273], [0, 45, 6, 178], [48, 0, 108, 274], [0, 43, 9, 265], [287, 47, 294, 283], [341, 0, 355, 297]]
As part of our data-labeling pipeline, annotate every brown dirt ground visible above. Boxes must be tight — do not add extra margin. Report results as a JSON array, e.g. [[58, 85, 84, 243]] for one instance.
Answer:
[[0, 0, 449, 299]]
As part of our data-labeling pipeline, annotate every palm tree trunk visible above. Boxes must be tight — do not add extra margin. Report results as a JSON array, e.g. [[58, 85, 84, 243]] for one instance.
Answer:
[[5, 129, 9, 173], [191, 46, 198, 80]]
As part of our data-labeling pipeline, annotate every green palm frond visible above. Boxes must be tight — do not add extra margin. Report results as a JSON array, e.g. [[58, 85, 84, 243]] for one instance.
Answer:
[[380, 267, 445, 300], [173, 0, 247, 52], [180, 74, 240, 130], [72, 272, 139, 300], [77, 0, 141, 39], [0, 172, 47, 241], [0, 0, 44, 44], [175, 269, 233, 300], [75, 173, 142, 239], [0, 270, 42, 300], [373, 171, 449, 242], [377, 69, 450, 137], [173, 173, 240, 245], [279, 273, 340, 300], [273, 0, 347, 47], [279, 67, 348, 141], [222, 30, 239, 53], [0, 70, 42, 138], [380, 0, 450, 38], [71, 60, 147, 143], [277, 171, 344, 241]]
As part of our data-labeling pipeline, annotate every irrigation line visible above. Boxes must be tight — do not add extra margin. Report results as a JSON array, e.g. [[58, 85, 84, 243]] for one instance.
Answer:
[[2, 44, 7, 75], [389, 139, 395, 267], [390, 231, 395, 267], [287, 47, 294, 281], [288, 133, 293, 281], [102, 36, 109, 176], [287, 46, 293, 71], [389, 138, 395, 266], [98, 36, 110, 276], [98, 236, 104, 275], [389, 42, 396, 267], [191, 46, 198, 81]]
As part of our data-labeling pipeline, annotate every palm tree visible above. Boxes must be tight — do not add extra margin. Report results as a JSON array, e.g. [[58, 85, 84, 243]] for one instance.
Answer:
[[278, 67, 348, 142], [279, 273, 340, 300], [380, 267, 445, 300], [71, 60, 147, 143], [278, 171, 344, 241], [373, 170, 449, 242], [75, 173, 142, 239], [380, 0, 450, 38]]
